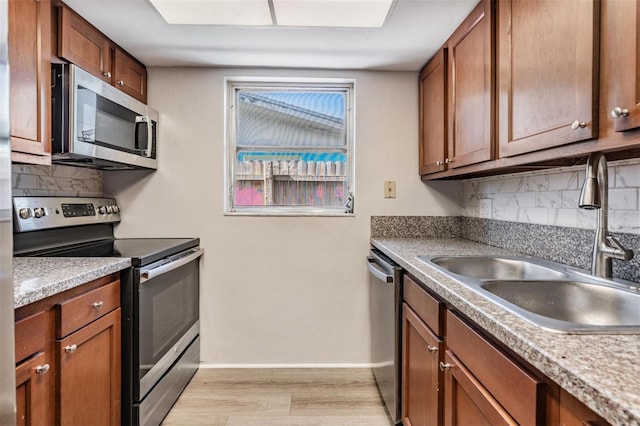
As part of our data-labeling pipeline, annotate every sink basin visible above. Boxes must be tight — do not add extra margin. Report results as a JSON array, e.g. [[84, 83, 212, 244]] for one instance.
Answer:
[[425, 256, 567, 280], [480, 280, 640, 330]]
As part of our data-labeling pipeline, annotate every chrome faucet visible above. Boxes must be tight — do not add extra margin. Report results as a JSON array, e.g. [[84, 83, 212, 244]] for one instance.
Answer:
[[578, 152, 634, 278]]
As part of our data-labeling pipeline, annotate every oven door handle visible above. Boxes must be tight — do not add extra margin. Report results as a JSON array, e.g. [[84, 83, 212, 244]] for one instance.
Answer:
[[140, 248, 203, 283]]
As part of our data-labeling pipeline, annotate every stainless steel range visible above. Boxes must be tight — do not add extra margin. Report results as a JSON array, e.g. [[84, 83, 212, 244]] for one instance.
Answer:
[[13, 196, 202, 426]]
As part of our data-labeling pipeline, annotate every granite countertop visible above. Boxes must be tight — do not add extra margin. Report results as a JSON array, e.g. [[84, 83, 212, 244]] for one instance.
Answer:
[[371, 237, 640, 426], [13, 257, 131, 309]]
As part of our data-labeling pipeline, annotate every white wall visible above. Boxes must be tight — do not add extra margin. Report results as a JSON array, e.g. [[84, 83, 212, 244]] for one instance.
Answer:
[[104, 67, 460, 366]]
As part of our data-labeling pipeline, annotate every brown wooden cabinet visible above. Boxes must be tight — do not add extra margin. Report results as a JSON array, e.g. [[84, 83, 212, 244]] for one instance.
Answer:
[[419, 49, 447, 175], [15, 352, 48, 426], [443, 311, 545, 425], [497, 0, 599, 158], [57, 3, 147, 103], [446, 0, 494, 169], [14, 273, 122, 426], [8, 0, 52, 165], [401, 275, 445, 426]]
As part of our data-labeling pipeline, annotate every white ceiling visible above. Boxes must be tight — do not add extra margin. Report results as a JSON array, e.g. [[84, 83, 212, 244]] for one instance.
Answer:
[[62, 0, 479, 71]]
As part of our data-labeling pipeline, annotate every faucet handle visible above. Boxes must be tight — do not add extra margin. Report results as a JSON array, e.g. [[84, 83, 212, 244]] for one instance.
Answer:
[[606, 235, 634, 261]]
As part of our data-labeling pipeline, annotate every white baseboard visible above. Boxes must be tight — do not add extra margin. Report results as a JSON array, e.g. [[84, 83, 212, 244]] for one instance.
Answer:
[[197, 363, 375, 369]]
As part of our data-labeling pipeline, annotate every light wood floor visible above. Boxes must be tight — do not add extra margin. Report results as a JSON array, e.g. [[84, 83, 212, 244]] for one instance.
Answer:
[[161, 368, 394, 426]]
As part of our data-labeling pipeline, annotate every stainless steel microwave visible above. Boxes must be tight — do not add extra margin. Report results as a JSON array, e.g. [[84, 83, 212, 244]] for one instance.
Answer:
[[51, 64, 158, 170]]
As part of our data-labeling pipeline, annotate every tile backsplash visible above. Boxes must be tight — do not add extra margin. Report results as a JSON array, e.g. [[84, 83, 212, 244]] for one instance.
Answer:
[[461, 158, 640, 235], [12, 165, 102, 197]]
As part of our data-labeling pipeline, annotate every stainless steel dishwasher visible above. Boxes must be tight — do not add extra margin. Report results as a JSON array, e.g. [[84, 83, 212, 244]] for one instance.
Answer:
[[367, 248, 403, 425]]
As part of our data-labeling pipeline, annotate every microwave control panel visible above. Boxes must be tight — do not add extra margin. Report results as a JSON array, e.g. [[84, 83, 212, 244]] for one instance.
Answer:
[[13, 197, 121, 232]]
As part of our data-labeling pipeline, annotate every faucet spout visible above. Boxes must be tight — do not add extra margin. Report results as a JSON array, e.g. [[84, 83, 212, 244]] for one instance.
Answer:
[[578, 153, 634, 278]]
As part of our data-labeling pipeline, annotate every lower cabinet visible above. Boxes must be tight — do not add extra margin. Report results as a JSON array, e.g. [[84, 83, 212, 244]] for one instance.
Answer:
[[58, 309, 121, 426], [14, 273, 121, 426], [401, 274, 611, 426], [15, 352, 48, 426]]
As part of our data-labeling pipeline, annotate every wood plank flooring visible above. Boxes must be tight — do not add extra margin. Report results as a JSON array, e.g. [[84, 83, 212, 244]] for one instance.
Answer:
[[162, 368, 393, 426]]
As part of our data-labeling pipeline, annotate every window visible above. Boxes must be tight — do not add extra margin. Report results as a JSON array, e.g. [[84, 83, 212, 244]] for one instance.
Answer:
[[225, 78, 355, 215]]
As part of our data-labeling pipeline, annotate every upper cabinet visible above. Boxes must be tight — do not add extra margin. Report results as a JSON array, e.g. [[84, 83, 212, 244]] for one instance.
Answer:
[[8, 0, 52, 165], [57, 3, 148, 103], [446, 0, 495, 168], [497, 0, 599, 157], [419, 49, 447, 175], [58, 5, 112, 83], [602, 0, 640, 133]]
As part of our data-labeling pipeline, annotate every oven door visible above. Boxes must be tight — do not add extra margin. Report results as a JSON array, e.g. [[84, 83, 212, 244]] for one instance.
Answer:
[[135, 247, 202, 399]]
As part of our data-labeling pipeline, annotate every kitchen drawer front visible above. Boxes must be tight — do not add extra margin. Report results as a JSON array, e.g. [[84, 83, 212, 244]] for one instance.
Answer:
[[56, 279, 120, 338], [403, 275, 444, 336], [15, 310, 48, 363], [446, 311, 545, 425]]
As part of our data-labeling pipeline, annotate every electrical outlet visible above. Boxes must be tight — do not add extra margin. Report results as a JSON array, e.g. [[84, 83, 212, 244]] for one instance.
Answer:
[[479, 198, 492, 218], [384, 181, 396, 198]]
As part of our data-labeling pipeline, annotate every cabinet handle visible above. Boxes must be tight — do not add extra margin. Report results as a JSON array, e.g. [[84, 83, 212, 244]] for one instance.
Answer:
[[35, 364, 50, 374], [570, 120, 587, 130], [103, 71, 112, 78], [64, 344, 78, 353], [92, 301, 104, 309], [439, 362, 453, 371], [435, 160, 442, 166], [610, 107, 629, 119], [427, 345, 438, 353], [117, 80, 124, 86], [445, 158, 453, 164]]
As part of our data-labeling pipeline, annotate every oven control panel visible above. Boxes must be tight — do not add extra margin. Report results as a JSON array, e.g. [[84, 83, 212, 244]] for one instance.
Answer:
[[13, 197, 121, 232]]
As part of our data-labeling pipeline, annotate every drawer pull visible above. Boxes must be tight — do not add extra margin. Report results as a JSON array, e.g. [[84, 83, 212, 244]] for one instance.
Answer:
[[35, 364, 50, 374], [439, 362, 453, 371], [64, 344, 77, 353], [92, 301, 104, 309], [427, 345, 438, 353], [611, 107, 629, 119]]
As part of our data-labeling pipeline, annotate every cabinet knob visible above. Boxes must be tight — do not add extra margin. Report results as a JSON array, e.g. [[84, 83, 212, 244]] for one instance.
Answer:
[[570, 120, 587, 130], [439, 362, 453, 371], [64, 344, 78, 353], [117, 80, 124, 86], [610, 107, 629, 119], [427, 345, 438, 353], [435, 160, 442, 166], [35, 364, 50, 374], [445, 158, 453, 164], [92, 301, 104, 309], [103, 71, 112, 78]]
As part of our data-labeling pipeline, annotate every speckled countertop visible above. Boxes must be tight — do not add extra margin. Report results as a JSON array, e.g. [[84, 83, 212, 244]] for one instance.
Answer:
[[13, 257, 131, 309], [372, 237, 640, 426]]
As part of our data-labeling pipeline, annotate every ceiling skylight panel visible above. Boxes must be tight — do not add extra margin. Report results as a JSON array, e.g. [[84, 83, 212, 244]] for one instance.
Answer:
[[273, 0, 394, 28], [149, 0, 273, 26]]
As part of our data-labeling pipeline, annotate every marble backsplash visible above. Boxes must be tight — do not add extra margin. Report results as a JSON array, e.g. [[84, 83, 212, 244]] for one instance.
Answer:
[[460, 158, 640, 235], [12, 164, 102, 197], [371, 216, 640, 283]]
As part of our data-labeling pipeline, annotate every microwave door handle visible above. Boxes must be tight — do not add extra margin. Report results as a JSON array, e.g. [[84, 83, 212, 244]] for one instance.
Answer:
[[135, 115, 154, 157], [140, 248, 203, 283]]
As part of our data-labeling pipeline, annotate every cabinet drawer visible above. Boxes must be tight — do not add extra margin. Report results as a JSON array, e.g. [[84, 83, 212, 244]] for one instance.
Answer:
[[403, 275, 444, 336], [446, 311, 545, 425], [15, 311, 48, 364], [56, 279, 120, 338]]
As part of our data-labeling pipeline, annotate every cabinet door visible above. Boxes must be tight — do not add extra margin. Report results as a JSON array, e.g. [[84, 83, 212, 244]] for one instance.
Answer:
[[402, 304, 442, 426], [113, 48, 148, 103], [58, 309, 121, 426], [419, 49, 447, 175], [604, 0, 640, 132], [8, 0, 51, 161], [442, 351, 516, 426], [15, 352, 48, 426], [58, 5, 112, 83], [498, 0, 599, 157], [446, 0, 494, 168]]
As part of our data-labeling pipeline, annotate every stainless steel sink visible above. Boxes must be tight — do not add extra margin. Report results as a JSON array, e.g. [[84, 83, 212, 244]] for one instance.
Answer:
[[416, 255, 640, 333], [426, 256, 567, 280], [480, 280, 640, 331]]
